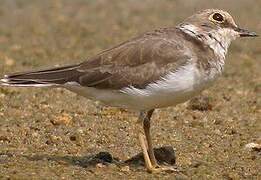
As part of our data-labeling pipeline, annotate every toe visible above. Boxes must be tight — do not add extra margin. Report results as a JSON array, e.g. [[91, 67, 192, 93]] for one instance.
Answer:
[[147, 165, 179, 173]]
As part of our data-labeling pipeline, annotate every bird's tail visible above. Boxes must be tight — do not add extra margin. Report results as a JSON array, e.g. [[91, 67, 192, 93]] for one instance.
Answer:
[[0, 64, 81, 87]]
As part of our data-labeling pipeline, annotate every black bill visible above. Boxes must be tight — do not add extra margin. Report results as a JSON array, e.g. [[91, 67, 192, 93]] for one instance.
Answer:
[[235, 27, 258, 37]]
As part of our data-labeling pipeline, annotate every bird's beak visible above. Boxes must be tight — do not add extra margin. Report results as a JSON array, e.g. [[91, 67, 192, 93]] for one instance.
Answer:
[[234, 27, 258, 37]]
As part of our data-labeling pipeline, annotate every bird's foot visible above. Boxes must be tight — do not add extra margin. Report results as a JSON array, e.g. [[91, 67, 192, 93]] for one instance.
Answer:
[[147, 164, 179, 173]]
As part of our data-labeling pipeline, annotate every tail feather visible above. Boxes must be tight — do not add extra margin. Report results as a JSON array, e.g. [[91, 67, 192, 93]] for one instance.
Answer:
[[0, 64, 82, 87]]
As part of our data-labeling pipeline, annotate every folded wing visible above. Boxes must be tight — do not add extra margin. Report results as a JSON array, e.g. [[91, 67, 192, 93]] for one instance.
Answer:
[[0, 28, 191, 89]]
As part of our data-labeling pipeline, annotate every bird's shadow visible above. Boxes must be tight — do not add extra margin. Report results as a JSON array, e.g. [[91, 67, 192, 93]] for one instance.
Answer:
[[20, 146, 176, 170]]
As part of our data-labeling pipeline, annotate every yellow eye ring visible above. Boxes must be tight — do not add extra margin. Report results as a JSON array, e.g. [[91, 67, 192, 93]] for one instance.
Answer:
[[209, 13, 225, 23]]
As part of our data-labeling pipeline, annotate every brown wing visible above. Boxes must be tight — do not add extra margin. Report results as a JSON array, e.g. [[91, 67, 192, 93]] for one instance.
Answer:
[[76, 28, 191, 89], [1, 28, 194, 89]]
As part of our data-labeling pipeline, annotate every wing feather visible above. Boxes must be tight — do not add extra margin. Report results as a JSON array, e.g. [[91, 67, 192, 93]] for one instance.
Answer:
[[1, 28, 198, 89]]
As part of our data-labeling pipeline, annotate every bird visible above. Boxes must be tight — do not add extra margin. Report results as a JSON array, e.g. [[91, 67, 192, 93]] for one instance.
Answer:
[[0, 9, 258, 173]]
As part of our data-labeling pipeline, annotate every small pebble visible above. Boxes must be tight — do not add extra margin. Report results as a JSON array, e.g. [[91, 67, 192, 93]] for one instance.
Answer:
[[245, 143, 261, 152], [96, 163, 106, 168], [49, 135, 62, 144], [187, 96, 213, 111], [0, 135, 10, 142], [50, 113, 72, 126], [120, 166, 130, 172]]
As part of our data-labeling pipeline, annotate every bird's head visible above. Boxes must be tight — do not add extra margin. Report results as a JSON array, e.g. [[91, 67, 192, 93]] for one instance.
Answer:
[[178, 9, 258, 57]]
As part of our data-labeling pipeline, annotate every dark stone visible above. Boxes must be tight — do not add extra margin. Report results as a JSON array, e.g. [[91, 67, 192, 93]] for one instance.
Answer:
[[125, 146, 176, 166], [187, 96, 213, 111]]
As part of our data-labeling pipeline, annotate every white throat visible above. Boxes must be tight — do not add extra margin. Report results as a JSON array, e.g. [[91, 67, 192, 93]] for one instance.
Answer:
[[178, 24, 238, 59]]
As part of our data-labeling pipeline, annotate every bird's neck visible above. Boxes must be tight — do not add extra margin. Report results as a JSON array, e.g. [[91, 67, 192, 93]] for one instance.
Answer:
[[178, 24, 234, 60]]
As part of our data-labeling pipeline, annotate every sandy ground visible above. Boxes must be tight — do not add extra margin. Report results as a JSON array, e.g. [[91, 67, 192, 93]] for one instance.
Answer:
[[0, 0, 260, 179]]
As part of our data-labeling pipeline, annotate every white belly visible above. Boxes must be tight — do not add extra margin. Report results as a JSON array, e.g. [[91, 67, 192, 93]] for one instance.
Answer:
[[64, 63, 221, 110]]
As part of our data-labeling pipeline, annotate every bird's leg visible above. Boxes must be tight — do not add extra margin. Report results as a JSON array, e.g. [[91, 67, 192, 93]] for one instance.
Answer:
[[138, 109, 159, 172], [138, 111, 152, 170], [142, 109, 158, 167], [138, 110, 178, 173], [138, 130, 152, 170]]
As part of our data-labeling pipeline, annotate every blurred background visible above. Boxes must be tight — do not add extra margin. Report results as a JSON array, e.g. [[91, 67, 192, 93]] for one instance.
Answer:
[[0, 0, 260, 71], [0, 0, 260, 179]]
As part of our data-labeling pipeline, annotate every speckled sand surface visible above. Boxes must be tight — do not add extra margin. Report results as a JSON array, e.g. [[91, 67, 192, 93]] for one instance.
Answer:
[[0, 0, 260, 179]]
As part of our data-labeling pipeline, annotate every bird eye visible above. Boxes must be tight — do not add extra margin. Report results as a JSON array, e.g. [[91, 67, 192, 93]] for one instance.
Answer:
[[212, 13, 224, 23]]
